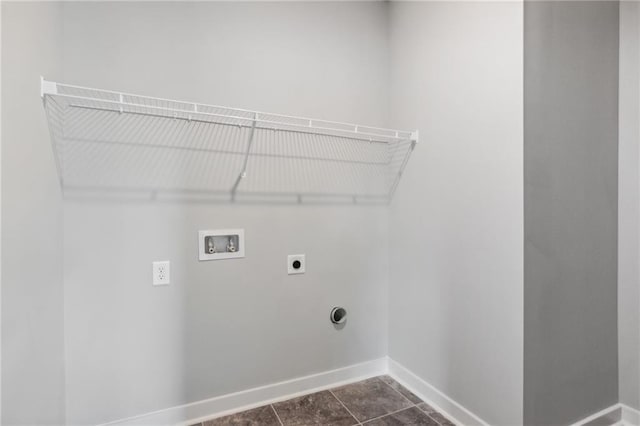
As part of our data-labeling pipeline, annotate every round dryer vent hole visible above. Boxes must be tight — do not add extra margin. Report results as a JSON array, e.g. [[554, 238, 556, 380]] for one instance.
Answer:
[[330, 307, 347, 324]]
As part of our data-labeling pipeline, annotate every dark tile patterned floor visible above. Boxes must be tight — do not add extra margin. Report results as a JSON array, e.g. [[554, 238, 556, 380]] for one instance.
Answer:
[[191, 375, 456, 426]]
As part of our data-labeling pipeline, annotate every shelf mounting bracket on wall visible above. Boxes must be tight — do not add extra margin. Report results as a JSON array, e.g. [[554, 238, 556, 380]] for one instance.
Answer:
[[231, 112, 258, 202]]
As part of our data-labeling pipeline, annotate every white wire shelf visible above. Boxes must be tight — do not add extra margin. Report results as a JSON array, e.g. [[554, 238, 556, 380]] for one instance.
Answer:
[[41, 78, 417, 204]]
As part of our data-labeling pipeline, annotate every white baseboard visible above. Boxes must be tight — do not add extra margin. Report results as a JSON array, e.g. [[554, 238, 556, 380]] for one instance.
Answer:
[[387, 358, 489, 426], [570, 403, 640, 426], [571, 404, 622, 426], [101, 357, 490, 426], [99, 357, 388, 426], [93, 356, 637, 426], [621, 403, 640, 426]]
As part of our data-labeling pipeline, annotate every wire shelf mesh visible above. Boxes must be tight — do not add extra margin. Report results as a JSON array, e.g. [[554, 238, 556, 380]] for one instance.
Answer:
[[42, 80, 417, 203]]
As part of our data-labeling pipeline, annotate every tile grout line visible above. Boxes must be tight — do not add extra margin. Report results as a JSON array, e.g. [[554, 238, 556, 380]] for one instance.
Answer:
[[376, 376, 416, 407], [331, 376, 420, 426], [328, 389, 362, 426], [270, 404, 284, 426], [364, 404, 449, 426], [426, 411, 453, 426], [376, 376, 451, 426], [192, 376, 453, 426], [424, 407, 454, 426], [361, 405, 418, 424]]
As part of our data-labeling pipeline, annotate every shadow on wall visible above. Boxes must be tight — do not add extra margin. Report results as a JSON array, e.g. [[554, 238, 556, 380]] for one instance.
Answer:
[[44, 83, 416, 205]]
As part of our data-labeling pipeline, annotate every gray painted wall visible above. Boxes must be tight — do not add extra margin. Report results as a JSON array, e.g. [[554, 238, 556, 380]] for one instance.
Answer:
[[619, 0, 640, 411], [387, 3, 524, 425], [523, 2, 619, 425], [4, 2, 629, 425], [60, 3, 390, 424], [1, 2, 66, 424]]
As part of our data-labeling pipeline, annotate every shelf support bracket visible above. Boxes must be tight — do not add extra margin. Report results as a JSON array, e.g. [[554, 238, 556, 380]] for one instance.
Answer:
[[387, 130, 419, 201], [231, 113, 258, 201]]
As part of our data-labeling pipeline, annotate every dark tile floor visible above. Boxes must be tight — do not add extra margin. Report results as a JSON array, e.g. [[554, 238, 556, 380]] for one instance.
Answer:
[[191, 375, 456, 426]]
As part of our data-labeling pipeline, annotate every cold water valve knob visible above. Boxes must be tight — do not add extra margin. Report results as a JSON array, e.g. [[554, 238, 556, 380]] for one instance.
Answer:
[[330, 307, 347, 324]]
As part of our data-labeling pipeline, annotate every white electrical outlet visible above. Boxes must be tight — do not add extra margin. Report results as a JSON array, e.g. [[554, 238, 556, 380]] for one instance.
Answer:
[[287, 254, 305, 275], [153, 261, 170, 286]]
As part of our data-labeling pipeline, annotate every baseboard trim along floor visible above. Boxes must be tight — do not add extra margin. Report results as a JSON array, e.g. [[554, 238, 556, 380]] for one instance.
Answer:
[[100, 357, 487, 426], [621, 403, 640, 426], [99, 358, 640, 426], [386, 358, 489, 426], [101, 358, 387, 426], [571, 403, 640, 426]]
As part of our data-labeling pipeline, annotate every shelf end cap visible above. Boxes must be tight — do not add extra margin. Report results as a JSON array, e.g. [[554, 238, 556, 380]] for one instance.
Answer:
[[40, 77, 57, 98], [410, 130, 419, 145]]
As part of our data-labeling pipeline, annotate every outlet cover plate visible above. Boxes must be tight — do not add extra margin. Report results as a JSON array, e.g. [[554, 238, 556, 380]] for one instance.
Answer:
[[153, 261, 170, 286], [288, 254, 305, 275]]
